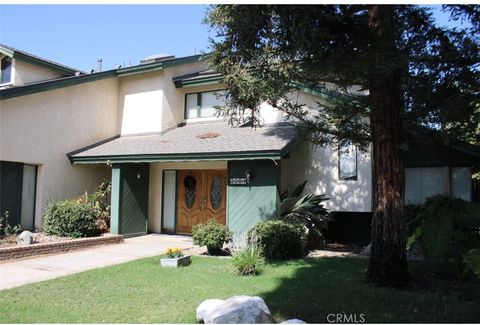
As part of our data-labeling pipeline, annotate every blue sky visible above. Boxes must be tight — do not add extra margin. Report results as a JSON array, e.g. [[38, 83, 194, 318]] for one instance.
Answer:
[[0, 5, 466, 73], [0, 5, 212, 72]]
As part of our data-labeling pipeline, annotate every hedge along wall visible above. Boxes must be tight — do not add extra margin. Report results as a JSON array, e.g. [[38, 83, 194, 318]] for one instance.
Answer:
[[227, 160, 281, 235]]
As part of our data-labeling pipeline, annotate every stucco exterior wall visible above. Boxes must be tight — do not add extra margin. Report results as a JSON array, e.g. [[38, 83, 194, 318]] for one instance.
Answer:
[[281, 142, 372, 212], [117, 61, 211, 136], [118, 72, 164, 135], [0, 77, 119, 227], [13, 59, 68, 86], [256, 90, 373, 212], [148, 161, 228, 233], [160, 62, 216, 129]]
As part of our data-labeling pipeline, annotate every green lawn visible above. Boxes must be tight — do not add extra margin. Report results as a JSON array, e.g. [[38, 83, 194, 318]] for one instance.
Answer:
[[1, 256, 479, 323]]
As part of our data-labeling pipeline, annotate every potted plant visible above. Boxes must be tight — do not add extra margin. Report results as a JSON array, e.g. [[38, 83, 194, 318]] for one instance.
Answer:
[[160, 247, 191, 267]]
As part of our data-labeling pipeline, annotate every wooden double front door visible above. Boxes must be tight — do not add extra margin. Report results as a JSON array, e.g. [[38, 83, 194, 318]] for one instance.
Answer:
[[176, 170, 227, 234]]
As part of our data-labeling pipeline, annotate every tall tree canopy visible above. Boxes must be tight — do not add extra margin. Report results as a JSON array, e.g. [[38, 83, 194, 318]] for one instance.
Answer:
[[206, 5, 479, 287]]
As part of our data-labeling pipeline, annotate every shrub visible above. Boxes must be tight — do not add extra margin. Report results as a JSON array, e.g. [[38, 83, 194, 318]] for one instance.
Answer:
[[192, 219, 233, 255], [407, 195, 480, 279], [43, 199, 102, 238], [248, 219, 307, 261], [0, 211, 22, 238], [231, 245, 264, 276], [280, 181, 331, 249], [87, 181, 111, 233]]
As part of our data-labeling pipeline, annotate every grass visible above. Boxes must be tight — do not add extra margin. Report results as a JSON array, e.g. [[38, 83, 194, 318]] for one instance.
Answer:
[[1, 256, 479, 323]]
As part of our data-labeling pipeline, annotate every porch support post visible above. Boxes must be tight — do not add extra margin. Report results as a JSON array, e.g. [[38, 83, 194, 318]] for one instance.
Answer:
[[110, 164, 121, 235]]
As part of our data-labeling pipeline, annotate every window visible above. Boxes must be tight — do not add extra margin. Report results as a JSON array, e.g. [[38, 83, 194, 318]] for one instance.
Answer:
[[338, 142, 357, 180], [1, 57, 13, 84], [185, 90, 226, 119], [405, 167, 445, 205], [450, 167, 472, 201], [405, 167, 472, 205]]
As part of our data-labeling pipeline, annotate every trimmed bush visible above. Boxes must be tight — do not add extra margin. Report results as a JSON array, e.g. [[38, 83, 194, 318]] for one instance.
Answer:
[[231, 245, 264, 276], [43, 199, 102, 238], [192, 219, 233, 255], [248, 219, 307, 261]]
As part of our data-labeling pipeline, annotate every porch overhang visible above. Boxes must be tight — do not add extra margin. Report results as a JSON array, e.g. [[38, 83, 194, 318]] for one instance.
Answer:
[[68, 122, 298, 165], [69, 150, 285, 164]]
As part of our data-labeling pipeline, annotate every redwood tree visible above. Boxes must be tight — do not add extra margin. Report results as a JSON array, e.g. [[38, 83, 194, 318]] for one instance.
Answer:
[[206, 5, 479, 287]]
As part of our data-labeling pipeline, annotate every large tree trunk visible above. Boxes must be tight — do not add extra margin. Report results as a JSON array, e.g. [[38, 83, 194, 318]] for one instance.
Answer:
[[367, 5, 409, 287]]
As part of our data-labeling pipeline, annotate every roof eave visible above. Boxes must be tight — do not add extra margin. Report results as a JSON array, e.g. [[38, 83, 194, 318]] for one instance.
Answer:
[[0, 70, 117, 100], [14, 52, 79, 75], [69, 150, 284, 164]]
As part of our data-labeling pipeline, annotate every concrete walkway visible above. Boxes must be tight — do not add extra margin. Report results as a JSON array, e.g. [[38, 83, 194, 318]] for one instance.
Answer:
[[0, 234, 193, 291]]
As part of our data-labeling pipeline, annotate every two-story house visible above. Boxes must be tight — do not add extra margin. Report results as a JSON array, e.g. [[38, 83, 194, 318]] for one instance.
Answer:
[[1, 44, 478, 242]]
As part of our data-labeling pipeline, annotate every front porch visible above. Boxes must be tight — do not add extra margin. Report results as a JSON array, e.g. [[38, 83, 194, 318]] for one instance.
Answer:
[[68, 122, 297, 236], [110, 159, 282, 236]]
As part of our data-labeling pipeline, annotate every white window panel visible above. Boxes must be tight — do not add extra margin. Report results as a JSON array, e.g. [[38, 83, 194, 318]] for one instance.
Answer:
[[162, 171, 176, 231], [405, 167, 445, 205], [186, 93, 198, 119], [339, 143, 357, 180], [21, 165, 36, 230], [451, 167, 472, 202]]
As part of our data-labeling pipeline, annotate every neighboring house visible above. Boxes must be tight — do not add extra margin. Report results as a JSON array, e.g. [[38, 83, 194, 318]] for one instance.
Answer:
[[1, 44, 478, 241]]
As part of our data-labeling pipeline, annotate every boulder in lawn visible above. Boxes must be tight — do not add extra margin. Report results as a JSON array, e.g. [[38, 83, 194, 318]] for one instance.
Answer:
[[17, 231, 35, 245], [201, 295, 276, 324]]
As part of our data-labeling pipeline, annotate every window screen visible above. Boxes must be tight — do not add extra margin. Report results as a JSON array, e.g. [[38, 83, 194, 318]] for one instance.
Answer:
[[451, 167, 471, 201], [405, 167, 445, 205]]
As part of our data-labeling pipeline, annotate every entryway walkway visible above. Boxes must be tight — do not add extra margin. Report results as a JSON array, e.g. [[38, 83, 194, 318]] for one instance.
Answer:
[[0, 234, 193, 290]]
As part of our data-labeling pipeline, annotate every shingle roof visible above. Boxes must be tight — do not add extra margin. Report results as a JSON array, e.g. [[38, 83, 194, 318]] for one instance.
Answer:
[[69, 122, 298, 163]]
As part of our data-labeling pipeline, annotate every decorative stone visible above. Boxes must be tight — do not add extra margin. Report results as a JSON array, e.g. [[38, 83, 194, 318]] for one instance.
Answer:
[[281, 319, 306, 324], [202, 295, 276, 324], [17, 231, 35, 245], [196, 299, 225, 322], [160, 255, 191, 267]]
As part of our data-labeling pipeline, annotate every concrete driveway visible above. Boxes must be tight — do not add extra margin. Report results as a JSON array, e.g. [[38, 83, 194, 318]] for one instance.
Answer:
[[0, 234, 193, 291]]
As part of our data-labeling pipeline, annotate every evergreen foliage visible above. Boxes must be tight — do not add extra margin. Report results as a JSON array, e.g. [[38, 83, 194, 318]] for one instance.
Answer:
[[206, 4, 479, 287]]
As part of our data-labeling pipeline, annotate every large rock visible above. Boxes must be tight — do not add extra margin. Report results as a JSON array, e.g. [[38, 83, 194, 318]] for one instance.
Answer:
[[281, 319, 306, 324], [199, 295, 276, 324], [196, 299, 224, 322], [17, 231, 35, 245]]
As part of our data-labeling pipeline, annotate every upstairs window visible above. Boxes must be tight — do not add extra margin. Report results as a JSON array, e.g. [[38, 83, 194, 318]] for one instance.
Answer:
[[338, 142, 357, 180], [1, 57, 13, 84], [185, 90, 226, 119]]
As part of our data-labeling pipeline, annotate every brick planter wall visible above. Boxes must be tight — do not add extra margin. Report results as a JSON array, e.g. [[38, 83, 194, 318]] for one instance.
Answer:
[[0, 235, 124, 261]]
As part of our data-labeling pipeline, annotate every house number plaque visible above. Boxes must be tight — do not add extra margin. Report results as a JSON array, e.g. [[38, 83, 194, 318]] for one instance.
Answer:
[[229, 177, 247, 185]]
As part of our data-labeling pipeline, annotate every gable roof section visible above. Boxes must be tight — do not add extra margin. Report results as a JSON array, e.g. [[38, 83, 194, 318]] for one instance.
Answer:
[[0, 70, 117, 100], [116, 54, 205, 77], [0, 54, 209, 100], [0, 44, 81, 75], [68, 122, 298, 164]]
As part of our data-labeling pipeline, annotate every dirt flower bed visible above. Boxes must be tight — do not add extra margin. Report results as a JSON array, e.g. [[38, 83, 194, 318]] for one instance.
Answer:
[[0, 232, 73, 248]]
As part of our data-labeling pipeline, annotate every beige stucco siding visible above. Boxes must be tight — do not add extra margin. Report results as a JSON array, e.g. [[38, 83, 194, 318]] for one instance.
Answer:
[[281, 142, 372, 212], [160, 61, 214, 129], [0, 77, 119, 227], [148, 161, 228, 233], [118, 71, 164, 135], [258, 91, 373, 212], [118, 61, 211, 136], [13, 59, 68, 86]]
